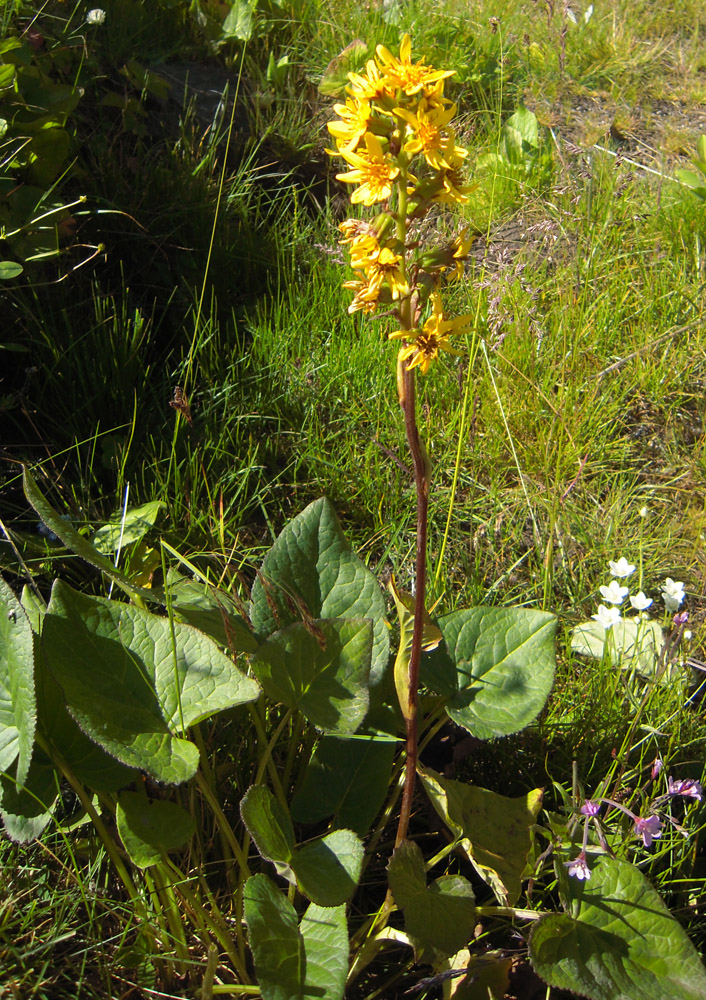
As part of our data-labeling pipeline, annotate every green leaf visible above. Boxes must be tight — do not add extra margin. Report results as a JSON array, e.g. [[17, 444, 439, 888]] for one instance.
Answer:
[[676, 168, 706, 199], [251, 618, 371, 734], [571, 619, 665, 678], [42, 580, 259, 783], [0, 577, 36, 787], [250, 498, 389, 685], [388, 577, 441, 720], [27, 127, 70, 186], [318, 39, 368, 96], [36, 655, 135, 793], [222, 0, 258, 41], [167, 570, 258, 653], [290, 735, 397, 836], [244, 874, 348, 1000], [299, 902, 348, 1000], [292, 828, 363, 906], [116, 790, 196, 868], [0, 260, 23, 279], [91, 501, 165, 555], [423, 607, 556, 739], [23, 466, 164, 604], [244, 874, 306, 1000], [19, 585, 45, 633], [388, 840, 476, 960], [0, 749, 57, 842], [529, 857, 706, 1000], [506, 107, 539, 147], [419, 765, 542, 906], [240, 784, 296, 878]]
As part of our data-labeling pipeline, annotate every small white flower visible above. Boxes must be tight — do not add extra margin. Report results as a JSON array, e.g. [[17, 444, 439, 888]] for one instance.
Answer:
[[599, 580, 629, 605], [629, 591, 653, 611], [661, 578, 685, 612], [639, 506, 648, 519], [592, 604, 621, 629], [608, 557, 635, 578], [86, 8, 106, 25], [684, 630, 692, 641], [584, 3, 594, 22]]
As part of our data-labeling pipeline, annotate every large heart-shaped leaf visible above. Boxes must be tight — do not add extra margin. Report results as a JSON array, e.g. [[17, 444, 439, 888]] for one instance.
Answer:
[[251, 618, 371, 734], [530, 857, 706, 1000], [291, 735, 396, 836], [0, 749, 57, 842], [423, 608, 556, 739], [250, 498, 389, 685], [388, 840, 476, 960], [292, 829, 364, 907], [241, 785, 364, 905], [244, 874, 348, 1000], [0, 578, 36, 787], [116, 790, 196, 868], [36, 656, 135, 793], [42, 580, 260, 783], [23, 467, 163, 604], [299, 901, 348, 1000], [244, 874, 305, 1000], [419, 765, 542, 905], [240, 784, 296, 879]]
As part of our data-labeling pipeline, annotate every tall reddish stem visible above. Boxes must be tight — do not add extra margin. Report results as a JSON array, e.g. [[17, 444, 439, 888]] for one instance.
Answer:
[[395, 361, 430, 848]]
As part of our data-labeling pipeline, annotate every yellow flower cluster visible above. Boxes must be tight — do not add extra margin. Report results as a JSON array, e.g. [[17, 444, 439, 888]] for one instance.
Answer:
[[328, 35, 473, 372]]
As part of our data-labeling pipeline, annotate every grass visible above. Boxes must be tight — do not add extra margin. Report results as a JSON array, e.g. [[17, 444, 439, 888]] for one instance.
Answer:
[[2, 0, 706, 994]]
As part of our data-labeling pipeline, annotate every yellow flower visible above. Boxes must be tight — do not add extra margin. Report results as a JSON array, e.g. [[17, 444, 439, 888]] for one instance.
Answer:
[[447, 229, 474, 280], [346, 59, 396, 102], [365, 246, 409, 299], [343, 274, 382, 314], [328, 96, 375, 152], [389, 292, 470, 374], [433, 149, 473, 204], [394, 100, 458, 170], [336, 132, 400, 205], [347, 232, 382, 267], [375, 34, 454, 97]]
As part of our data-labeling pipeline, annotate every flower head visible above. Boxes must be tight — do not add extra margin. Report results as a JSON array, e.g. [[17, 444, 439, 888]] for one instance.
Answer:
[[580, 799, 601, 817], [375, 34, 454, 96], [86, 8, 106, 24], [634, 814, 662, 847], [599, 580, 629, 605], [629, 591, 653, 611], [609, 557, 635, 578], [662, 578, 685, 612], [328, 97, 376, 152], [336, 132, 401, 206], [668, 777, 703, 801], [390, 291, 470, 374], [565, 852, 592, 880], [591, 604, 621, 629]]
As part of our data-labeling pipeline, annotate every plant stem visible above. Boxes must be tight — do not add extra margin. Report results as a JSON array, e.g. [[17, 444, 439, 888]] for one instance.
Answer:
[[395, 358, 430, 848]]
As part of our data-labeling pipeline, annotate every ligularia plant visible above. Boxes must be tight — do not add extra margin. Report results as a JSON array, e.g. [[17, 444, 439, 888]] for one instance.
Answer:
[[1, 35, 705, 1000]]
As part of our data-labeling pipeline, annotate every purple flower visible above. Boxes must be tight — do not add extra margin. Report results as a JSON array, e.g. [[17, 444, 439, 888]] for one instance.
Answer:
[[668, 777, 703, 802], [651, 757, 663, 780], [565, 852, 591, 880], [581, 799, 601, 817], [634, 814, 662, 847], [672, 610, 689, 627]]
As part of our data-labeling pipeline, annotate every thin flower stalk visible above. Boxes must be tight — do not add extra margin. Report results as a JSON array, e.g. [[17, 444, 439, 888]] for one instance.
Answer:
[[327, 35, 473, 848]]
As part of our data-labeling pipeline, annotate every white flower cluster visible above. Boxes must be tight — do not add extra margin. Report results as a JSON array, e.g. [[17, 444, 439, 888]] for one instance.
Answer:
[[591, 558, 685, 630], [86, 8, 106, 25]]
